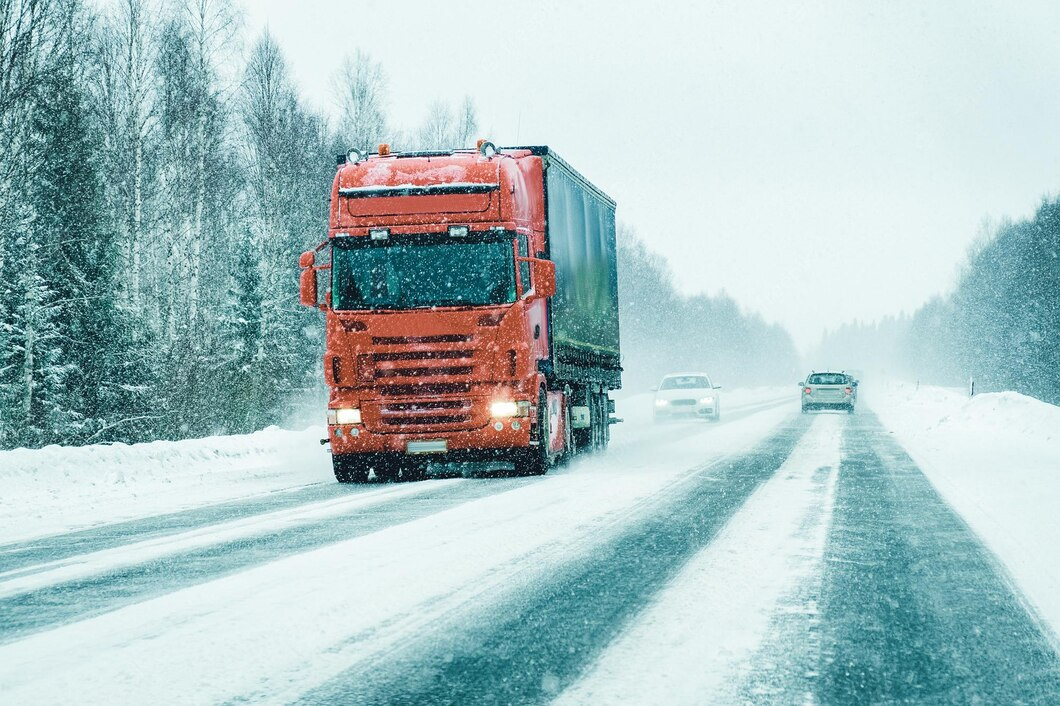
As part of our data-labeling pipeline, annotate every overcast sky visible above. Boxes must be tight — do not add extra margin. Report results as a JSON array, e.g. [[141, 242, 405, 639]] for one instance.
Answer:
[[243, 0, 1060, 351]]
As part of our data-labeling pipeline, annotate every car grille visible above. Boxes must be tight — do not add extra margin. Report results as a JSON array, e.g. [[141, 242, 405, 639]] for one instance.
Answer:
[[670, 399, 697, 406]]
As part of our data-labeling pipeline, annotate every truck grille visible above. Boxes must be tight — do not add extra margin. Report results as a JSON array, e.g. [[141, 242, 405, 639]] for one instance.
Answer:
[[372, 335, 472, 345], [382, 414, 468, 426], [363, 334, 482, 431], [377, 398, 474, 429], [369, 340, 475, 385], [375, 366, 474, 379], [378, 383, 472, 397], [372, 350, 472, 361]]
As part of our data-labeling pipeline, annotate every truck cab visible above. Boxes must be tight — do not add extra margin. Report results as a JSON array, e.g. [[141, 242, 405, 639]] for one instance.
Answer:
[[300, 143, 621, 482]]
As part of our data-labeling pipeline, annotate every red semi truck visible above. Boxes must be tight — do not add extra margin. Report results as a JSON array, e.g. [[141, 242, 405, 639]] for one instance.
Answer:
[[300, 142, 621, 482]]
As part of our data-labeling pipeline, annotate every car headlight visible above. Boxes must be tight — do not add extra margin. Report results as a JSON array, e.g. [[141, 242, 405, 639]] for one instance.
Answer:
[[655, 399, 668, 407], [490, 400, 530, 418], [332, 407, 361, 425], [699, 397, 715, 404]]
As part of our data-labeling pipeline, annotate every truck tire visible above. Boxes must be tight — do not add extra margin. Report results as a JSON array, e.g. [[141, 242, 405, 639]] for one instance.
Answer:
[[516, 389, 550, 476], [572, 393, 591, 451], [333, 454, 369, 484], [595, 392, 610, 451]]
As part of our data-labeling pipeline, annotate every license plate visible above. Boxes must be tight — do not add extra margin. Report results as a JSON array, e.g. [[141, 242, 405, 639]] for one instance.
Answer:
[[406, 440, 448, 455]]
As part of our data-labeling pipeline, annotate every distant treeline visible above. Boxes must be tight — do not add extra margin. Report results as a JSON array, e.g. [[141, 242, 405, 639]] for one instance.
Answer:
[[618, 228, 800, 393], [0, 0, 478, 449], [815, 196, 1060, 404]]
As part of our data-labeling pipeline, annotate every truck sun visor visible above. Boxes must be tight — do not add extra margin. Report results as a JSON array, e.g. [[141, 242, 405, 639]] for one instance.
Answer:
[[339, 183, 500, 199]]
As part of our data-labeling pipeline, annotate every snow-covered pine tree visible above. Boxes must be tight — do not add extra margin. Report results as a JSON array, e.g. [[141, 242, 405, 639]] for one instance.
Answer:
[[0, 234, 78, 447], [28, 3, 135, 444]]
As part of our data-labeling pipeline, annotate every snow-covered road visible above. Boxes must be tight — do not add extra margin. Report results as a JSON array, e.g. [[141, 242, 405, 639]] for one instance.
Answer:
[[1, 387, 1059, 704]]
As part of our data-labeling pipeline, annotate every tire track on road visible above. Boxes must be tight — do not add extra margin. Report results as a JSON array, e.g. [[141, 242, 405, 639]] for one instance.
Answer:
[[0, 477, 530, 644], [0, 481, 344, 573], [294, 416, 812, 706], [816, 412, 1060, 703], [0, 397, 794, 648]]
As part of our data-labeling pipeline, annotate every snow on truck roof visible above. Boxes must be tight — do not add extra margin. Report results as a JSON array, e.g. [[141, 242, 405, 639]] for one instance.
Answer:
[[338, 182, 499, 198], [335, 145, 616, 207]]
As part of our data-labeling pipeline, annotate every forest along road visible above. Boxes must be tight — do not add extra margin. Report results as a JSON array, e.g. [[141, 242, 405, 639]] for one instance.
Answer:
[[1, 399, 1059, 704]]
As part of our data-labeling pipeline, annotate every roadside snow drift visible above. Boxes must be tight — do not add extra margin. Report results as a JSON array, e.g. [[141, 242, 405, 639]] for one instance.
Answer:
[[869, 384, 1060, 643], [0, 427, 331, 544]]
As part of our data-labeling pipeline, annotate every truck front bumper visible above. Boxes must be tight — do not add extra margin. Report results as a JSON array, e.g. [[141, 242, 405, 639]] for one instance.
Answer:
[[328, 419, 532, 457]]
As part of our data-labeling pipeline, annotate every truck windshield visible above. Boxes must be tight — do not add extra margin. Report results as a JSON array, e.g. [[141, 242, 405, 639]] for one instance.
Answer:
[[332, 236, 517, 310]]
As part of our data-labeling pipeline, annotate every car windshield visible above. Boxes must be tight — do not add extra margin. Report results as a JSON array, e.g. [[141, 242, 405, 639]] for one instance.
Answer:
[[808, 373, 848, 385], [332, 235, 516, 310], [660, 375, 711, 390]]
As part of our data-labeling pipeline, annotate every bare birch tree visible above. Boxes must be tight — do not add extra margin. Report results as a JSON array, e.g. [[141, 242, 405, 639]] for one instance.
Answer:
[[333, 49, 387, 153]]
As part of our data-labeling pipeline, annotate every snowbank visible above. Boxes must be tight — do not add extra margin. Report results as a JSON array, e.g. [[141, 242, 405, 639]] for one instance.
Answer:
[[0, 427, 332, 544], [870, 383, 1060, 642]]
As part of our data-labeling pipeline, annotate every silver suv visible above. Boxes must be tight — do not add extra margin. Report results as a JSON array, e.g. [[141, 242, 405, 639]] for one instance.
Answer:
[[801, 371, 857, 414]]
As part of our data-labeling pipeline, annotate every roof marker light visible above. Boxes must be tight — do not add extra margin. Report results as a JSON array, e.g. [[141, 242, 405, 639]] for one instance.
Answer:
[[369, 228, 389, 241], [448, 225, 469, 237], [378, 143, 391, 156]]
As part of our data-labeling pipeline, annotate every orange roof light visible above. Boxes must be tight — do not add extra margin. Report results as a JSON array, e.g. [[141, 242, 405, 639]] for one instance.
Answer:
[[378, 143, 390, 156]]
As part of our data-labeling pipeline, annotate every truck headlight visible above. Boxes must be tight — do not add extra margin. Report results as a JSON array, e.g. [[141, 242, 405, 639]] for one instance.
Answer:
[[331, 407, 361, 425], [491, 400, 530, 418], [655, 399, 668, 407], [699, 397, 715, 404]]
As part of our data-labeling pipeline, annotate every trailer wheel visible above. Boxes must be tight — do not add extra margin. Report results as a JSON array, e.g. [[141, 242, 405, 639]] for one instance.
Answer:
[[333, 455, 369, 484], [596, 393, 611, 451], [516, 389, 550, 476]]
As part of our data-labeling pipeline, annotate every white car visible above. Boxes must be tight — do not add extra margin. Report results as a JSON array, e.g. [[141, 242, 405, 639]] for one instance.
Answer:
[[653, 373, 722, 422]]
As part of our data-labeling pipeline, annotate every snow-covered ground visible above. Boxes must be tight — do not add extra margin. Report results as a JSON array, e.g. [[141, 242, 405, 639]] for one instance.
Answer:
[[0, 427, 331, 544], [0, 388, 789, 545], [558, 414, 842, 705], [868, 382, 1060, 641], [0, 389, 794, 704], [4, 384, 1059, 704]]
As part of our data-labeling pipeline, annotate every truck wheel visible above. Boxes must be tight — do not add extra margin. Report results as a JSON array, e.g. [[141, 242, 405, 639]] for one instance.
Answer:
[[596, 393, 610, 451], [572, 396, 591, 451], [333, 455, 369, 484], [516, 389, 550, 476]]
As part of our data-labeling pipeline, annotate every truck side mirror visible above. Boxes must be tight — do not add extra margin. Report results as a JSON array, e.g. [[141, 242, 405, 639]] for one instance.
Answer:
[[299, 250, 318, 307], [529, 259, 556, 299]]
